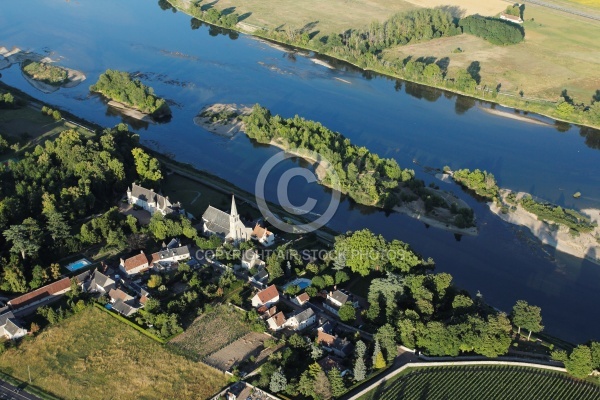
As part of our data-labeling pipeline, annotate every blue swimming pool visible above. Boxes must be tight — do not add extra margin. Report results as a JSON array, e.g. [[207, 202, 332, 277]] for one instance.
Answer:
[[283, 278, 311, 290], [66, 258, 92, 272]]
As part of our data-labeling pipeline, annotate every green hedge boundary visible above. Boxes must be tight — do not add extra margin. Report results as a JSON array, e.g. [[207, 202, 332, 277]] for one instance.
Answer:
[[93, 303, 166, 344]]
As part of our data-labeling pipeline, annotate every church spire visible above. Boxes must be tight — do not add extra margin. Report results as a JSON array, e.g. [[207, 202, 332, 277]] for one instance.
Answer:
[[231, 194, 238, 218]]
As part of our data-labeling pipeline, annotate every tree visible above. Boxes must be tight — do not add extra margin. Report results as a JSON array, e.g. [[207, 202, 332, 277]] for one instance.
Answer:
[[3, 218, 43, 259], [50, 263, 61, 280], [46, 211, 70, 245], [335, 270, 349, 284], [452, 294, 473, 309], [1, 263, 28, 293], [313, 365, 333, 400], [372, 340, 386, 369], [556, 101, 575, 119], [590, 342, 600, 371], [311, 344, 323, 360], [328, 368, 346, 398], [338, 303, 356, 322], [375, 324, 398, 364], [284, 284, 300, 296], [147, 274, 163, 288], [132, 148, 162, 182], [67, 278, 81, 299], [512, 300, 543, 340], [353, 355, 367, 381], [565, 345, 593, 379], [30, 265, 49, 289], [30, 322, 40, 335], [269, 368, 287, 393]]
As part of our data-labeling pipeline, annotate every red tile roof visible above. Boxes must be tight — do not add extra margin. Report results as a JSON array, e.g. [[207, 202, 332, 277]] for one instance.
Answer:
[[269, 311, 286, 327], [257, 285, 279, 304], [296, 292, 310, 304], [8, 277, 71, 309], [317, 329, 336, 346], [123, 252, 149, 271]]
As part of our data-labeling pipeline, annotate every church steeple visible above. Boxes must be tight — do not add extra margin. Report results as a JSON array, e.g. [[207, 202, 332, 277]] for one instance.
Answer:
[[231, 194, 238, 218]]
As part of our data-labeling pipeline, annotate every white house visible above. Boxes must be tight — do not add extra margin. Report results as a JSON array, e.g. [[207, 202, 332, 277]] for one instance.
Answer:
[[292, 292, 310, 306], [285, 308, 316, 331], [500, 13, 523, 24], [323, 290, 358, 316], [150, 245, 191, 269], [119, 251, 150, 276], [202, 196, 252, 244], [86, 269, 116, 294], [251, 285, 279, 308], [127, 183, 185, 216], [267, 311, 287, 332], [241, 249, 265, 270], [0, 309, 27, 340], [108, 288, 139, 317], [251, 223, 275, 247]]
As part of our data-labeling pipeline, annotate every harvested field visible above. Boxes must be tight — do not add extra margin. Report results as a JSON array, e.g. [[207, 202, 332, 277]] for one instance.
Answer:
[[204, 332, 269, 371], [169, 305, 252, 360]]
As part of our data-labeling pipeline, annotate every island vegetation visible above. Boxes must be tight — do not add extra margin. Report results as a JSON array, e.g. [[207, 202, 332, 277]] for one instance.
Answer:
[[90, 69, 171, 117], [452, 168, 499, 200], [243, 104, 412, 207], [22, 61, 68, 85], [519, 195, 597, 234]]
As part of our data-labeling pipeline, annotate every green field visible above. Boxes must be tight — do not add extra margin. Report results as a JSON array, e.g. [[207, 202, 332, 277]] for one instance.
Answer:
[[358, 365, 600, 400], [0, 307, 227, 400]]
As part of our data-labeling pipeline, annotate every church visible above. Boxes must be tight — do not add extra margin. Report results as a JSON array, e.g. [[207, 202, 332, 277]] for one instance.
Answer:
[[202, 195, 253, 244]]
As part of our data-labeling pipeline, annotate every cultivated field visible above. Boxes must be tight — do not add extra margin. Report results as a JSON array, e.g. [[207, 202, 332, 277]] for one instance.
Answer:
[[383, 2, 600, 101], [0, 307, 227, 400], [358, 365, 600, 400], [169, 305, 252, 360], [204, 332, 269, 371]]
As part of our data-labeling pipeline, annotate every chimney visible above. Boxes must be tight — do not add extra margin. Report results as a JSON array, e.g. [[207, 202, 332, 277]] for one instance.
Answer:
[[140, 250, 144, 254]]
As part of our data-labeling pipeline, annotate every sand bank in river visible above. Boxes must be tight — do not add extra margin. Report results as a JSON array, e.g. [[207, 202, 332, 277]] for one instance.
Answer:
[[107, 100, 155, 123], [194, 103, 252, 137], [479, 107, 551, 126], [490, 190, 600, 265], [0, 46, 86, 93]]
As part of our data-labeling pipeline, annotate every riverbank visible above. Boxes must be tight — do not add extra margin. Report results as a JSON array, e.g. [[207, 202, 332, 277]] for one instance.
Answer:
[[106, 100, 155, 123], [0, 46, 86, 93], [166, 0, 600, 131], [198, 103, 478, 236], [479, 107, 552, 127], [490, 189, 600, 265]]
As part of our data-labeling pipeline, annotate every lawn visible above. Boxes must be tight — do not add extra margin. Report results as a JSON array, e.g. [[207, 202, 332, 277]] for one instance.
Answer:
[[382, 3, 600, 102], [0, 106, 93, 160], [169, 304, 253, 360], [358, 365, 600, 400], [0, 307, 227, 400]]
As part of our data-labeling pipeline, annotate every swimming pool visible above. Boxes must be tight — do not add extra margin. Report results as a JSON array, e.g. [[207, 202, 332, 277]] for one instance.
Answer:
[[66, 258, 92, 272], [283, 278, 311, 290]]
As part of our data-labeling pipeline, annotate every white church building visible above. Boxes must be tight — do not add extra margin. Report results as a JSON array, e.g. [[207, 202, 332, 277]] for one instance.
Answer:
[[127, 183, 186, 217], [202, 196, 252, 244]]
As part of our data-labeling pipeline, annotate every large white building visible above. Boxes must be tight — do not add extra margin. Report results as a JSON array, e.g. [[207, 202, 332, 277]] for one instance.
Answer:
[[202, 195, 252, 244], [127, 183, 185, 216]]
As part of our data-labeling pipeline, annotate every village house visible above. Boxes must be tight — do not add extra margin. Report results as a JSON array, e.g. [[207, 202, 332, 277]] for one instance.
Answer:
[[119, 250, 150, 276], [86, 269, 116, 294], [323, 289, 358, 316], [0, 309, 27, 340], [250, 269, 269, 287], [292, 292, 310, 306], [267, 311, 287, 331], [251, 223, 275, 247], [285, 308, 316, 331], [202, 195, 252, 244], [108, 288, 140, 317], [317, 355, 349, 376], [7, 271, 91, 314], [127, 183, 186, 217], [241, 249, 265, 270], [251, 285, 279, 308], [258, 305, 278, 320], [317, 321, 354, 358], [500, 13, 523, 24], [150, 244, 191, 270]]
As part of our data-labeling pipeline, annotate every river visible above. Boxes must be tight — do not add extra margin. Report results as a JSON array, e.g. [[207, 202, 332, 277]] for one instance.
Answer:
[[1, 0, 599, 343]]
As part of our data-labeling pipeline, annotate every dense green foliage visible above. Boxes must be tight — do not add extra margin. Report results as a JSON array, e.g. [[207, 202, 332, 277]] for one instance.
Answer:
[[170, 0, 239, 28], [22, 61, 68, 85], [0, 91, 16, 108], [360, 365, 600, 400], [243, 105, 413, 206], [90, 70, 170, 116], [459, 15, 525, 45], [453, 169, 499, 200], [511, 300, 543, 339], [520, 195, 597, 233]]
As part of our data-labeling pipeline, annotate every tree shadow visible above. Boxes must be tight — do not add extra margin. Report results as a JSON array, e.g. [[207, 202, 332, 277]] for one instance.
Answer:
[[561, 89, 574, 104], [415, 56, 437, 65], [455, 96, 476, 115], [308, 30, 320, 40], [579, 126, 600, 150], [191, 17, 203, 30], [158, 0, 173, 11], [592, 89, 600, 103], [436, 57, 450, 74], [467, 61, 481, 85], [201, 0, 218, 11], [435, 5, 466, 18], [221, 6, 236, 16], [301, 21, 319, 33], [238, 12, 252, 22]]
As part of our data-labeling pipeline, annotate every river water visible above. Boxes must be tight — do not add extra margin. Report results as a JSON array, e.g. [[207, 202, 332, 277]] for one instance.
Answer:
[[1, 0, 599, 343]]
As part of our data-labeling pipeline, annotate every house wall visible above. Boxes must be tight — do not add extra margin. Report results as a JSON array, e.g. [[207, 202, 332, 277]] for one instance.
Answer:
[[119, 263, 149, 276]]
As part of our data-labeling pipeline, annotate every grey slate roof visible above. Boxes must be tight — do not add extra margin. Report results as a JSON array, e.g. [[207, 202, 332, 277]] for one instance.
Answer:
[[292, 308, 314, 324], [130, 183, 180, 213], [91, 270, 115, 291], [166, 238, 181, 249], [4, 319, 23, 336], [330, 290, 349, 305], [157, 245, 191, 260], [112, 298, 138, 317], [0, 310, 15, 327], [202, 206, 231, 236], [252, 269, 268, 282]]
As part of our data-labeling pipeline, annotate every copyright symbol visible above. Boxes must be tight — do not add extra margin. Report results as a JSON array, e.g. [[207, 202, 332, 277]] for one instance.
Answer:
[[255, 149, 341, 234]]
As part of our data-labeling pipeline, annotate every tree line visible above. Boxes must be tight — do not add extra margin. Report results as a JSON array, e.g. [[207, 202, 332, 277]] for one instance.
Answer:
[[167, 0, 239, 29], [459, 15, 525, 45], [90, 70, 171, 116]]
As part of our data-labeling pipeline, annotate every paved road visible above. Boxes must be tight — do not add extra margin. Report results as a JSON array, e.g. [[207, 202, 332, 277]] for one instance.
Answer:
[[0, 379, 41, 400], [505, 0, 600, 21]]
